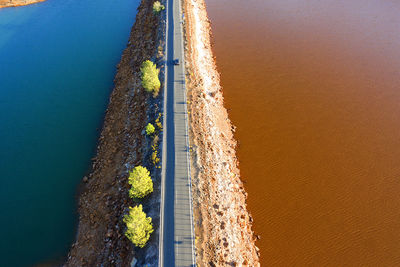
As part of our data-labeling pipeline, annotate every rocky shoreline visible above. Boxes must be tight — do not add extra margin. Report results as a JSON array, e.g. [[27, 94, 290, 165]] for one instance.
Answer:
[[65, 0, 165, 265], [183, 0, 260, 265], [0, 0, 46, 8]]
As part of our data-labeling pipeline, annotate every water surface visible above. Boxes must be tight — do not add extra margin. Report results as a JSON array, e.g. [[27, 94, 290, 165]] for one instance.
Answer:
[[0, 0, 139, 265], [206, 0, 400, 265]]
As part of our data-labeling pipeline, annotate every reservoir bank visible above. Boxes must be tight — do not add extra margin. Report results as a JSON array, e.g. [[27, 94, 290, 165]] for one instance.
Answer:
[[0, 0, 46, 9], [0, 0, 139, 265], [183, 0, 259, 265], [206, 0, 400, 265], [65, 0, 165, 264]]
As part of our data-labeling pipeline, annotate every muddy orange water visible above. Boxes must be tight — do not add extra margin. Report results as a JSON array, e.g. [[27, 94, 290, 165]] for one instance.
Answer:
[[205, 0, 400, 265]]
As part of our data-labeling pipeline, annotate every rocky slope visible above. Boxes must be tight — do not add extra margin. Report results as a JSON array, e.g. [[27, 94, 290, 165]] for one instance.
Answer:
[[0, 0, 45, 8], [183, 0, 261, 265], [65, 0, 165, 265]]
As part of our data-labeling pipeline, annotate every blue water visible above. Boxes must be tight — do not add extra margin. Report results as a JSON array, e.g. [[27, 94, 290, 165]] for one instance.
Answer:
[[0, 0, 139, 265]]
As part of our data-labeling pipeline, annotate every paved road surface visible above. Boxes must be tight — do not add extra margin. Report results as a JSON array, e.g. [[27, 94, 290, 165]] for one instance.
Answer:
[[159, 0, 196, 265]]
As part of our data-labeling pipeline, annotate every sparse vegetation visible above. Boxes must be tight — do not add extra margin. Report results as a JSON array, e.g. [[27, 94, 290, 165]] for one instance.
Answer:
[[151, 150, 160, 166], [155, 112, 163, 131], [151, 135, 160, 167], [157, 44, 164, 58], [128, 166, 153, 199], [153, 1, 165, 14], [123, 205, 154, 248], [141, 60, 161, 96], [145, 123, 155, 136]]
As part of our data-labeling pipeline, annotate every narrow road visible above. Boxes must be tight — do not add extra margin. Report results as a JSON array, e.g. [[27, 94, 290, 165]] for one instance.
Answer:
[[159, 0, 196, 265]]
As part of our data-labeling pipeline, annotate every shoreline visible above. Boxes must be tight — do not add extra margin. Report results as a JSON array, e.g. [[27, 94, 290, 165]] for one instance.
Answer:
[[65, 0, 165, 265], [0, 0, 46, 9], [183, 0, 260, 265]]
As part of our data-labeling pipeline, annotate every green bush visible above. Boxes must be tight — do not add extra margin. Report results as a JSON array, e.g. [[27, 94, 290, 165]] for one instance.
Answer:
[[145, 123, 155, 136], [141, 60, 160, 96], [128, 166, 153, 198], [123, 205, 154, 248], [153, 1, 165, 14]]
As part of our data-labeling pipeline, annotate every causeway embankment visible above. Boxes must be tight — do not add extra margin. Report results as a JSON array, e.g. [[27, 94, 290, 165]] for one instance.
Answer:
[[65, 0, 165, 265], [183, 0, 260, 265]]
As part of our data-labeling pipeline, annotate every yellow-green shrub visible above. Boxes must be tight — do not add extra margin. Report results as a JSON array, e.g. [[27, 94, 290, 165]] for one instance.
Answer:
[[128, 166, 153, 198], [151, 135, 160, 166], [153, 1, 165, 14], [151, 150, 160, 165], [141, 60, 160, 96], [123, 205, 154, 248], [145, 123, 155, 136], [155, 112, 163, 131]]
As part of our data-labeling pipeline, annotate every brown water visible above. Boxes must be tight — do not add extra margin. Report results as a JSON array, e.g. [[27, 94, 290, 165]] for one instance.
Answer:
[[205, 0, 400, 265]]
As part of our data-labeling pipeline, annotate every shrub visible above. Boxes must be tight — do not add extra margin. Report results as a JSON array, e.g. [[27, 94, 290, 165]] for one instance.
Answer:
[[151, 135, 160, 166], [153, 1, 165, 14], [145, 123, 155, 136], [155, 112, 163, 131], [151, 150, 160, 166], [123, 205, 154, 248], [141, 60, 160, 96], [128, 166, 153, 198]]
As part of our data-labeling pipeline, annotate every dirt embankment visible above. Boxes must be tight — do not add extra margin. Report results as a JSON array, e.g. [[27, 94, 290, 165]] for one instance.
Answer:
[[183, 0, 260, 265], [0, 0, 46, 8], [65, 0, 165, 265]]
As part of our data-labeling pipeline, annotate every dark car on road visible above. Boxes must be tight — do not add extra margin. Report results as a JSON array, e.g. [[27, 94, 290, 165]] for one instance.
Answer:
[[173, 59, 180, 65]]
